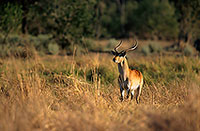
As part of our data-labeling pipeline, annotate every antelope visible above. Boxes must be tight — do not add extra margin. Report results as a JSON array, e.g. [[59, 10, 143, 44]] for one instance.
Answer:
[[111, 40, 143, 103]]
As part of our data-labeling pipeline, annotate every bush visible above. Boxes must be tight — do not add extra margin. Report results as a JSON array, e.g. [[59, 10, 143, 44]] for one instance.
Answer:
[[149, 43, 162, 53], [0, 3, 23, 43], [98, 66, 116, 84], [65, 44, 86, 56], [7, 35, 21, 44], [106, 39, 118, 49], [141, 43, 162, 56], [86, 66, 117, 85], [183, 45, 194, 56], [0, 34, 52, 55], [0, 43, 36, 59], [82, 38, 95, 50], [48, 42, 59, 55], [141, 45, 151, 56], [0, 44, 10, 58], [127, 0, 179, 40], [28, 0, 96, 48]]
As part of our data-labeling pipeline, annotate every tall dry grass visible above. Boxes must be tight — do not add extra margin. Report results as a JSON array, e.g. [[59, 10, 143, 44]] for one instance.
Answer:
[[0, 53, 200, 131]]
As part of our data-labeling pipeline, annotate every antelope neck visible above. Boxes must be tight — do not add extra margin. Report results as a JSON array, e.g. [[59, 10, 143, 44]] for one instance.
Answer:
[[118, 58, 129, 80]]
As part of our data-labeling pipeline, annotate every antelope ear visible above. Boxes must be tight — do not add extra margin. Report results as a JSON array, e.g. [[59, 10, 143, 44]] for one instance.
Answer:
[[111, 50, 116, 55]]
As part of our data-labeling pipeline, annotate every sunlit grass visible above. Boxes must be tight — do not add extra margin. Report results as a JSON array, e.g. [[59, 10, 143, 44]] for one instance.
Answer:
[[0, 52, 200, 131]]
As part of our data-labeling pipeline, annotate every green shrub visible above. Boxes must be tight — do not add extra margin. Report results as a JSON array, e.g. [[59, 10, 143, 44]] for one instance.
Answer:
[[98, 66, 116, 84], [82, 38, 95, 51], [141, 45, 151, 56], [0, 3, 23, 43], [75, 46, 86, 56], [31, 35, 51, 52], [37, 35, 51, 47], [0, 44, 36, 59], [1, 34, 52, 55], [66, 45, 86, 56], [7, 35, 21, 44], [48, 42, 59, 55], [141, 43, 163, 56], [86, 66, 117, 85], [0, 44, 10, 58], [107, 39, 118, 49], [28, 0, 96, 48], [149, 43, 162, 53], [183, 45, 194, 56], [128, 0, 179, 40]]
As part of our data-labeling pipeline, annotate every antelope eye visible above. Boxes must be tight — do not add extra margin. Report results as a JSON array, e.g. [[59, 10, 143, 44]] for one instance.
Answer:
[[119, 52, 126, 57], [111, 51, 116, 55]]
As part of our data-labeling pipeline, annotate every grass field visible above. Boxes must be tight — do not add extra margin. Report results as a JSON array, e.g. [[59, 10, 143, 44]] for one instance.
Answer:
[[0, 41, 200, 131]]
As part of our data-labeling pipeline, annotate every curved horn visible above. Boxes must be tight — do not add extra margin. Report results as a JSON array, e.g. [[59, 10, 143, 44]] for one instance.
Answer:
[[114, 40, 123, 52], [125, 40, 138, 52]]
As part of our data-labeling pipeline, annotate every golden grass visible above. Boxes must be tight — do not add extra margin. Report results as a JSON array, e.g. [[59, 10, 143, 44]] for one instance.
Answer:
[[0, 53, 200, 131]]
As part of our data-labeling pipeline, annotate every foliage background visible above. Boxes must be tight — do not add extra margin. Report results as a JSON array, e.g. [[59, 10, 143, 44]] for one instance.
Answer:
[[0, 1, 200, 131], [0, 0, 199, 51]]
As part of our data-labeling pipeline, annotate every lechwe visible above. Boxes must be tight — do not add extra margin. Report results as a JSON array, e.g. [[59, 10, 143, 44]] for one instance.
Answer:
[[111, 40, 143, 103]]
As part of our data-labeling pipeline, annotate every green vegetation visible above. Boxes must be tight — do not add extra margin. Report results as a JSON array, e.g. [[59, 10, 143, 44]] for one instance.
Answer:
[[107, 39, 118, 49], [82, 38, 96, 51], [0, 0, 200, 130], [141, 42, 163, 55], [141, 45, 151, 56], [183, 45, 194, 56], [48, 42, 59, 55], [0, 0, 199, 50], [149, 43, 163, 53], [0, 3, 22, 43], [127, 0, 179, 39]]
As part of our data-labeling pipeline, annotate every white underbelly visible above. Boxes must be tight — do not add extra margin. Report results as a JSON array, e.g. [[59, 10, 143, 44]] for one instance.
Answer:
[[128, 82, 139, 90], [131, 85, 139, 90]]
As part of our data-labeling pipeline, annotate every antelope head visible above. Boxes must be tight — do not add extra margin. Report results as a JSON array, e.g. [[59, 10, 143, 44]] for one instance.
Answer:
[[111, 40, 138, 63]]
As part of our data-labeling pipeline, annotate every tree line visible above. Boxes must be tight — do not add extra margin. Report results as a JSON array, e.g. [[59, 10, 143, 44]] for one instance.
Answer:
[[0, 0, 199, 49]]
